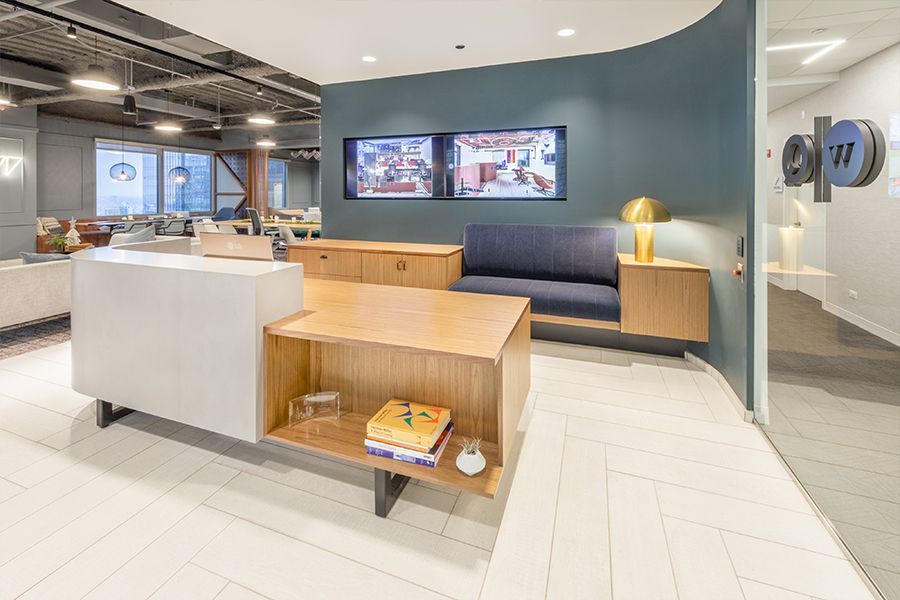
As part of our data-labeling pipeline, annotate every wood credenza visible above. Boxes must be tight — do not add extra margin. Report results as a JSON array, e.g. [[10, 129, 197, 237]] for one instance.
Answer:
[[287, 239, 463, 290], [618, 253, 710, 342]]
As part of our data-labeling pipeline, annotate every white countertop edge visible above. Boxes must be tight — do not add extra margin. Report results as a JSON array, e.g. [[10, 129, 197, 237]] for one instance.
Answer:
[[71, 246, 301, 276]]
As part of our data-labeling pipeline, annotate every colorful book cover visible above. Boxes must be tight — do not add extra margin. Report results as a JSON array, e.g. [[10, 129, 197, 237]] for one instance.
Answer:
[[365, 423, 455, 461], [366, 399, 451, 450], [365, 424, 454, 468]]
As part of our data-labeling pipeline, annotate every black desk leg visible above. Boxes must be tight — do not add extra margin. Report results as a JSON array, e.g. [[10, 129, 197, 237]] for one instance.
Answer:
[[374, 468, 410, 518], [96, 399, 135, 428]]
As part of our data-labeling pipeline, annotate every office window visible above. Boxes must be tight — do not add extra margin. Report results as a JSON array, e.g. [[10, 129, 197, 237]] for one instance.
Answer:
[[268, 159, 287, 208], [164, 151, 213, 212], [95, 143, 158, 216], [96, 142, 213, 216]]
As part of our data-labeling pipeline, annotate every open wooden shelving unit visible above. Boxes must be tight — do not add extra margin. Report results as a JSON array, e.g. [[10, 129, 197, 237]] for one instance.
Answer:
[[263, 278, 531, 509], [268, 414, 502, 497]]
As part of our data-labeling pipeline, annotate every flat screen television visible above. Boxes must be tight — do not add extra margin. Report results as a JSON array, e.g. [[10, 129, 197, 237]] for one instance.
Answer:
[[344, 127, 566, 200]]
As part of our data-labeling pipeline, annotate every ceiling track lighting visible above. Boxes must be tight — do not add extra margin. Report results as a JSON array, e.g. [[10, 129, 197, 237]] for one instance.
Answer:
[[256, 84, 263, 96], [66, 24, 77, 39]]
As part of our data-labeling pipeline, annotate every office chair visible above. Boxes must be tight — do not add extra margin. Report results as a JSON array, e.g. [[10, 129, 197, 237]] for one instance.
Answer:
[[246, 208, 264, 236], [156, 219, 186, 236], [272, 225, 298, 260], [211, 207, 235, 222]]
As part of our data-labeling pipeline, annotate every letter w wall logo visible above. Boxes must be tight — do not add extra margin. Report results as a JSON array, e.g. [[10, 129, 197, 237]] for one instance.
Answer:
[[828, 142, 854, 169]]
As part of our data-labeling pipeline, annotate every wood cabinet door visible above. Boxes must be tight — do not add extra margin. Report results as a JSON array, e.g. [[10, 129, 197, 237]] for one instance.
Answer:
[[289, 248, 361, 278], [400, 254, 451, 290], [360, 252, 403, 286]]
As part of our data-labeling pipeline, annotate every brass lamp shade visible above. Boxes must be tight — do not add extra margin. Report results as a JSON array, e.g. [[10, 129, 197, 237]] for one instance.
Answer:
[[618, 196, 672, 224], [619, 197, 671, 263]]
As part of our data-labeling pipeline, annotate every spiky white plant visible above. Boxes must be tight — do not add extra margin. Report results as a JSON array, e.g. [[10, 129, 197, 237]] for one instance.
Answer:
[[460, 437, 482, 455]]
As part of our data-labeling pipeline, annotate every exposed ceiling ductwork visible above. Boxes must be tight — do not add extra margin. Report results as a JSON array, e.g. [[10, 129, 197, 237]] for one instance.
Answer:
[[0, 0, 321, 144]]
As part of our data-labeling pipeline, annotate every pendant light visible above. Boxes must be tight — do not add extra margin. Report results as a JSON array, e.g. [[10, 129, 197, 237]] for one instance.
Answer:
[[211, 86, 222, 130], [248, 112, 275, 125], [122, 59, 137, 116], [167, 128, 191, 185], [0, 58, 11, 105], [154, 89, 182, 132], [109, 112, 136, 182], [168, 165, 190, 184], [72, 36, 119, 91], [256, 135, 276, 148]]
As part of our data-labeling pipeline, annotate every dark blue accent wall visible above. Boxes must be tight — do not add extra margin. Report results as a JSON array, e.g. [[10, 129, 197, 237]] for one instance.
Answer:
[[320, 0, 755, 406]]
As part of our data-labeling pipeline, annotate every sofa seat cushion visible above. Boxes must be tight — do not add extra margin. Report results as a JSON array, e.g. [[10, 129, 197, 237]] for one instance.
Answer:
[[449, 275, 620, 322], [19, 252, 70, 264]]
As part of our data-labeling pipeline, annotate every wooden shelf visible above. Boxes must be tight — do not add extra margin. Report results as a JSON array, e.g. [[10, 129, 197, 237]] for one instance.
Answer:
[[266, 413, 502, 498]]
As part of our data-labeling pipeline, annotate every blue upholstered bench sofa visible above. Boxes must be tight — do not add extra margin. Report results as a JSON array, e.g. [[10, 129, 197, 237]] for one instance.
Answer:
[[448, 223, 620, 327]]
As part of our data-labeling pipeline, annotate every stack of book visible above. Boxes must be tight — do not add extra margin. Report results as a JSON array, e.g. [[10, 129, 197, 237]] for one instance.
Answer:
[[365, 399, 453, 468]]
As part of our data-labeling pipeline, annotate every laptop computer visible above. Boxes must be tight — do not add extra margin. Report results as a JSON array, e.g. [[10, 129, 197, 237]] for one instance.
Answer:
[[199, 232, 274, 261]]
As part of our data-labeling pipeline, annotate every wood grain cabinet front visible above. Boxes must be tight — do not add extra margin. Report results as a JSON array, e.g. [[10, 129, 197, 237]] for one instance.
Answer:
[[289, 240, 462, 290], [287, 248, 362, 282], [618, 253, 710, 342]]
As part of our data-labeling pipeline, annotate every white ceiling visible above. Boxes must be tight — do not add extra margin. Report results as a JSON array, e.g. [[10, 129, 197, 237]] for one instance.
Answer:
[[117, 0, 721, 85], [767, 0, 900, 110]]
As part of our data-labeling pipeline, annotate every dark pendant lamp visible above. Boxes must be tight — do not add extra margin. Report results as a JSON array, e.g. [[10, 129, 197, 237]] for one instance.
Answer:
[[168, 165, 191, 185], [122, 59, 137, 116], [110, 110, 136, 182]]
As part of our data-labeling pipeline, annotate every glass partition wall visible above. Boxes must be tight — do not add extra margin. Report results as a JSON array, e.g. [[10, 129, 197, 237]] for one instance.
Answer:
[[763, 41, 900, 599]]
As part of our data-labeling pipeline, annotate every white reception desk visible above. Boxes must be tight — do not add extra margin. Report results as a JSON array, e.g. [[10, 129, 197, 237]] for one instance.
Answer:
[[70, 243, 303, 442]]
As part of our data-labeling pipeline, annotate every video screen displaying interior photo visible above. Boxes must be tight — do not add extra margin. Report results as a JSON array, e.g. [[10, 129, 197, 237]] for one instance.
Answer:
[[450, 128, 565, 199], [351, 136, 434, 198]]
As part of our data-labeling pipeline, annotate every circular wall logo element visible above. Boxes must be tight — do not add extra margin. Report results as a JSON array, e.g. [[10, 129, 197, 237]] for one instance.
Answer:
[[782, 134, 815, 186], [822, 119, 885, 188]]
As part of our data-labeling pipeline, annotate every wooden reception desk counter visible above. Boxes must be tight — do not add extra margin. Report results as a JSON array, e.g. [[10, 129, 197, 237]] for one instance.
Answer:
[[263, 278, 531, 515]]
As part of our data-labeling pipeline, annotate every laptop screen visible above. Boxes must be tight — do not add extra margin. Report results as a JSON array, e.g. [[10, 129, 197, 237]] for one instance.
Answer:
[[199, 232, 274, 261]]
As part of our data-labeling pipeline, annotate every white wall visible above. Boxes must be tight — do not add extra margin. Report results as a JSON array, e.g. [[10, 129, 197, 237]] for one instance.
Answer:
[[766, 44, 900, 345]]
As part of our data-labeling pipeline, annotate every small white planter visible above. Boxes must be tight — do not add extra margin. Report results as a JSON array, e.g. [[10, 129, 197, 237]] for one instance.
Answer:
[[456, 450, 486, 476]]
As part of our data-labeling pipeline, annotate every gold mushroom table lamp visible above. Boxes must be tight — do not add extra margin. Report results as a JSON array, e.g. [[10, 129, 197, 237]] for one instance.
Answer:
[[619, 196, 671, 263]]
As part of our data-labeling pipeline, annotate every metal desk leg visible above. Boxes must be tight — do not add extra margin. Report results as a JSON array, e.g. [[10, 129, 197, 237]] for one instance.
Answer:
[[96, 399, 134, 428], [374, 468, 410, 518]]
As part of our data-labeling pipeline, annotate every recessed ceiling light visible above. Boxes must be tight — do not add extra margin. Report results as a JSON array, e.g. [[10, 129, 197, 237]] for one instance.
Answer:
[[71, 64, 119, 91], [557, 28, 575, 37], [802, 39, 845, 64], [248, 112, 276, 125], [256, 135, 276, 147], [361, 55, 377, 63], [154, 120, 182, 132]]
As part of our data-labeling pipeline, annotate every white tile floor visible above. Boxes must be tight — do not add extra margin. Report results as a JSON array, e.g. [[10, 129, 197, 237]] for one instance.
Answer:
[[0, 339, 879, 599]]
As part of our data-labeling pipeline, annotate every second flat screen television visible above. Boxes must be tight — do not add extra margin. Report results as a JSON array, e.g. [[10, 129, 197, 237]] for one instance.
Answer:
[[345, 127, 566, 200]]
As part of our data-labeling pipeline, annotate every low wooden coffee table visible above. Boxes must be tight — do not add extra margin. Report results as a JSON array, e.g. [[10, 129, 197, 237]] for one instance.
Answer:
[[263, 278, 531, 516]]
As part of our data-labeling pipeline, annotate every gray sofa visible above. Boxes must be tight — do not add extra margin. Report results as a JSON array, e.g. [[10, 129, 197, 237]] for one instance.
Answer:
[[448, 223, 620, 322]]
